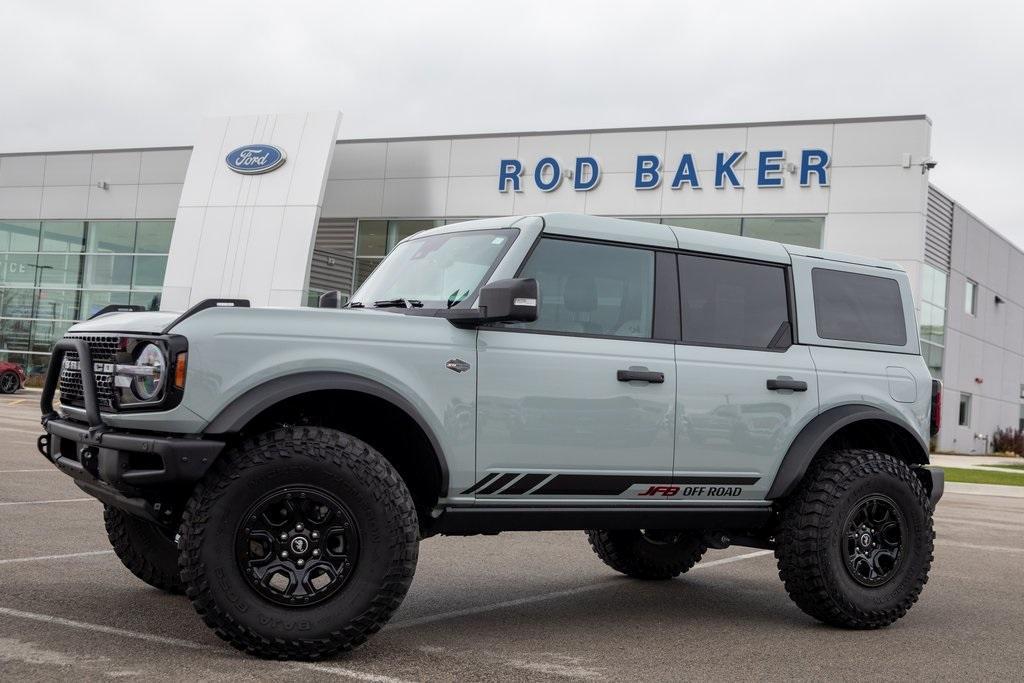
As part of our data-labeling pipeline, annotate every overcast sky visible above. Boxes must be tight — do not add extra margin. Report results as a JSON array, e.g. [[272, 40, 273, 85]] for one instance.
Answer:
[[2, 1, 1022, 244]]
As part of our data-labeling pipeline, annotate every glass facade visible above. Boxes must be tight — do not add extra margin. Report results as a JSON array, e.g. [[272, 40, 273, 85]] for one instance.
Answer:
[[0, 219, 173, 375], [920, 263, 948, 378], [352, 215, 824, 291]]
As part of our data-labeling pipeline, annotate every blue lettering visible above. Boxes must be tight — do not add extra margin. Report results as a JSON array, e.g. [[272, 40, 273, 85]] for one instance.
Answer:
[[574, 156, 600, 191], [534, 157, 562, 192], [634, 155, 661, 190], [800, 149, 830, 186], [498, 159, 523, 192], [757, 150, 785, 187], [670, 153, 701, 189], [715, 151, 744, 188]]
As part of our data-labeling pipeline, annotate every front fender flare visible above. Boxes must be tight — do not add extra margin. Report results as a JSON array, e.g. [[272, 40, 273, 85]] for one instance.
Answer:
[[766, 404, 929, 500], [203, 372, 449, 495]]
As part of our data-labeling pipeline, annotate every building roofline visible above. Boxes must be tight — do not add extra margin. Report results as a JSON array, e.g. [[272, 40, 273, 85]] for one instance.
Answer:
[[0, 145, 192, 158], [930, 182, 1024, 260], [336, 114, 931, 145]]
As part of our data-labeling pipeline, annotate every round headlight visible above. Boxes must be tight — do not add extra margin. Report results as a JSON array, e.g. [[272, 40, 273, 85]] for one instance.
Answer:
[[131, 343, 166, 401]]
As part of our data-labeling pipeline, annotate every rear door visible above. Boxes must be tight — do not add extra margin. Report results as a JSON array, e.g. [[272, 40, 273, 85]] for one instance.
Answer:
[[673, 253, 819, 503], [472, 237, 678, 503]]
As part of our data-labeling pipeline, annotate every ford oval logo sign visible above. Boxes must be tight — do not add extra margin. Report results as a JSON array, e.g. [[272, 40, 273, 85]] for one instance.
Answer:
[[225, 145, 286, 175]]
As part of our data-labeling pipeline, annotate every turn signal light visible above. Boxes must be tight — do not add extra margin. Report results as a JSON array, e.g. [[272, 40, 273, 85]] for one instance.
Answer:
[[174, 352, 188, 389]]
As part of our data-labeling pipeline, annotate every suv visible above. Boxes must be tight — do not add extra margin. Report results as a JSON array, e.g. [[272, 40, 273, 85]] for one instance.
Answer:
[[38, 214, 943, 659]]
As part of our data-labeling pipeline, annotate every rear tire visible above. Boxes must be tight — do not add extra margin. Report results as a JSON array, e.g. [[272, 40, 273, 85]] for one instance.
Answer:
[[775, 448, 934, 629], [586, 529, 707, 580], [0, 371, 19, 394], [178, 426, 419, 660], [104, 505, 184, 594]]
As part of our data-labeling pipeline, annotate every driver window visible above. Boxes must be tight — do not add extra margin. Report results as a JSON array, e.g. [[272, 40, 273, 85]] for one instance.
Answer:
[[511, 238, 654, 339]]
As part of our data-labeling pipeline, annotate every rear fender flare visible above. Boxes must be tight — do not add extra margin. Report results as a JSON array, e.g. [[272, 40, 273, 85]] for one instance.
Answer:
[[766, 404, 928, 500]]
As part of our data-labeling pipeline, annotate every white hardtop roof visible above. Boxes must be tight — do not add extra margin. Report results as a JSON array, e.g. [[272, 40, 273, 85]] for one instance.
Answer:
[[411, 214, 902, 272]]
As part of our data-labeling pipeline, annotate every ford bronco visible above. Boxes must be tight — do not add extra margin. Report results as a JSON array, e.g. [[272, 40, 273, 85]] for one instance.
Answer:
[[37, 213, 943, 659]]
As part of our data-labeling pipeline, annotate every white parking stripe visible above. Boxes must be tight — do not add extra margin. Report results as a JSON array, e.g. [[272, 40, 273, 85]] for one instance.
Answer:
[[0, 606, 416, 682], [0, 550, 114, 565], [386, 549, 772, 631], [0, 468, 57, 473], [0, 498, 94, 507], [937, 540, 1024, 554]]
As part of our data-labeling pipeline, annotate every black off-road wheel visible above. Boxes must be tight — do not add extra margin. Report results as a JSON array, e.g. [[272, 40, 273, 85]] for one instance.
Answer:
[[586, 529, 708, 580], [178, 426, 419, 660], [104, 505, 184, 594], [775, 448, 934, 629]]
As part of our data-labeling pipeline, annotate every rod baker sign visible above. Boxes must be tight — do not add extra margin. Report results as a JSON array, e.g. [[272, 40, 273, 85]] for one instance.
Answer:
[[225, 144, 287, 175], [497, 149, 830, 192]]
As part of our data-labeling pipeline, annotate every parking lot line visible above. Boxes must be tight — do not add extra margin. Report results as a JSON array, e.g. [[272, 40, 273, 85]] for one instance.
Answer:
[[0, 605, 418, 682], [936, 540, 1024, 554], [0, 497, 94, 507], [0, 468, 57, 473], [0, 550, 114, 566], [386, 549, 773, 631]]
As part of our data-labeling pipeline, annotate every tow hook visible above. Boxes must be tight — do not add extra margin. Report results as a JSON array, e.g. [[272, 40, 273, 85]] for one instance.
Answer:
[[36, 434, 50, 459]]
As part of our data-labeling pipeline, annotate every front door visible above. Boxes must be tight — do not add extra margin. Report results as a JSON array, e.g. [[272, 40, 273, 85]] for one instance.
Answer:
[[472, 237, 676, 502], [672, 253, 819, 503]]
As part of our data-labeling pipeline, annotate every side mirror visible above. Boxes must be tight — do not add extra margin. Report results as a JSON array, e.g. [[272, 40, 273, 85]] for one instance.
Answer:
[[442, 278, 539, 327], [318, 290, 346, 308]]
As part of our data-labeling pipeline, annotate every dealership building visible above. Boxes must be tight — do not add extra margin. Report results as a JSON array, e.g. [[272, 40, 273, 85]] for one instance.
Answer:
[[0, 111, 1020, 453]]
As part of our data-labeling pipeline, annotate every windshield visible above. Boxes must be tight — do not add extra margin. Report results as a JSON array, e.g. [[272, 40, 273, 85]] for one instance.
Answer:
[[350, 228, 518, 309]]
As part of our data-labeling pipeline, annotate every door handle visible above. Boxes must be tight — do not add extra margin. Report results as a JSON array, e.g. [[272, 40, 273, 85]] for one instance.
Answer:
[[766, 377, 808, 392], [617, 370, 665, 384]]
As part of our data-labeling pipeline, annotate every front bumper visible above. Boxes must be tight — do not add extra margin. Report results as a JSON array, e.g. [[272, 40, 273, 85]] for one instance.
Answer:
[[39, 337, 223, 524]]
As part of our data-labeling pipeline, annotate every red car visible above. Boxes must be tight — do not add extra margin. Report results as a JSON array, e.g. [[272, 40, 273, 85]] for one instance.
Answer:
[[0, 361, 26, 394]]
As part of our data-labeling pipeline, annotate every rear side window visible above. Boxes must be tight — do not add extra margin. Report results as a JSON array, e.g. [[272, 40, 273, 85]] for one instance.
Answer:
[[679, 254, 790, 349], [812, 268, 907, 346]]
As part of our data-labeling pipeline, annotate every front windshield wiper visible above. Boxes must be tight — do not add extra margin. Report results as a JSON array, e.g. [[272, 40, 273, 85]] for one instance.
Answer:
[[372, 298, 423, 309], [345, 302, 365, 308]]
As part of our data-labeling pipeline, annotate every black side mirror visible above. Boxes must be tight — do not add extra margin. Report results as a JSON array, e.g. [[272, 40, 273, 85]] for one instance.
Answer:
[[442, 278, 539, 327], [318, 290, 345, 308]]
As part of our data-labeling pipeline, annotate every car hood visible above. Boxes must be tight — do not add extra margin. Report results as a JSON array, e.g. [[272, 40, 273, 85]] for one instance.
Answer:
[[69, 310, 183, 335]]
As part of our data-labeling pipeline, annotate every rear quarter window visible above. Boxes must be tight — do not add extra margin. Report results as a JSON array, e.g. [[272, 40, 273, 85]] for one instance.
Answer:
[[811, 267, 907, 346]]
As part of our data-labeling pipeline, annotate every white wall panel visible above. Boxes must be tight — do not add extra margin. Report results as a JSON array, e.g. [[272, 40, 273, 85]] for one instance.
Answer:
[[588, 131, 666, 174], [139, 149, 191, 185], [90, 152, 141, 185], [832, 119, 931, 167], [385, 139, 451, 178], [87, 183, 138, 218], [584, 171, 662, 215], [381, 178, 448, 216], [136, 183, 183, 218], [40, 186, 89, 218], [0, 187, 42, 218], [450, 137, 519, 176], [446, 175, 514, 216], [43, 154, 92, 186], [322, 179, 383, 218], [828, 166, 928, 214], [330, 142, 386, 180], [0, 155, 46, 187], [822, 212, 924, 261], [664, 127, 749, 172]]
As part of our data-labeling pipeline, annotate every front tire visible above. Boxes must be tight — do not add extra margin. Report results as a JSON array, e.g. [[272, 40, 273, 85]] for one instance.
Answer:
[[178, 427, 419, 660], [775, 448, 934, 629], [104, 505, 184, 593], [586, 529, 707, 580]]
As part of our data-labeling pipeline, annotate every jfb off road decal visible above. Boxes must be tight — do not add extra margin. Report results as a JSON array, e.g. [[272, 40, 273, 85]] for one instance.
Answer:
[[462, 473, 758, 496]]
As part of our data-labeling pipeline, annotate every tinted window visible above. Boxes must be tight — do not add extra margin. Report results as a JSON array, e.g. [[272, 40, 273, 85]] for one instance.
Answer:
[[515, 238, 654, 338], [679, 254, 790, 349], [812, 268, 907, 346]]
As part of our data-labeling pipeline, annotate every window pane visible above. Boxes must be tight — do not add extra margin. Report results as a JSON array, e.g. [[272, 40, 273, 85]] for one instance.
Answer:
[[40, 221, 86, 252], [135, 221, 174, 253], [355, 258, 382, 288], [679, 254, 789, 349], [35, 289, 81, 320], [0, 221, 41, 252], [85, 254, 135, 288], [79, 291, 131, 319], [132, 255, 167, 287], [30, 320, 74, 354], [0, 319, 31, 351], [87, 221, 137, 253], [812, 268, 907, 346], [919, 302, 945, 346], [0, 288, 35, 318], [0, 253, 38, 285], [964, 280, 977, 316], [36, 253, 83, 286], [356, 221, 387, 257], [958, 393, 971, 427], [662, 217, 742, 235], [742, 217, 823, 248], [389, 220, 442, 250], [515, 238, 654, 338], [130, 291, 162, 310]]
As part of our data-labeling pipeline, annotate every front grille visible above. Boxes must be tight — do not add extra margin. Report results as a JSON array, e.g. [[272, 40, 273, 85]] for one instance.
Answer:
[[58, 335, 121, 410]]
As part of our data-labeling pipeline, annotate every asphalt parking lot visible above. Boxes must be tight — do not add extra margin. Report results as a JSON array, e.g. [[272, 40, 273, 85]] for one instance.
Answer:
[[2, 396, 1023, 681]]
